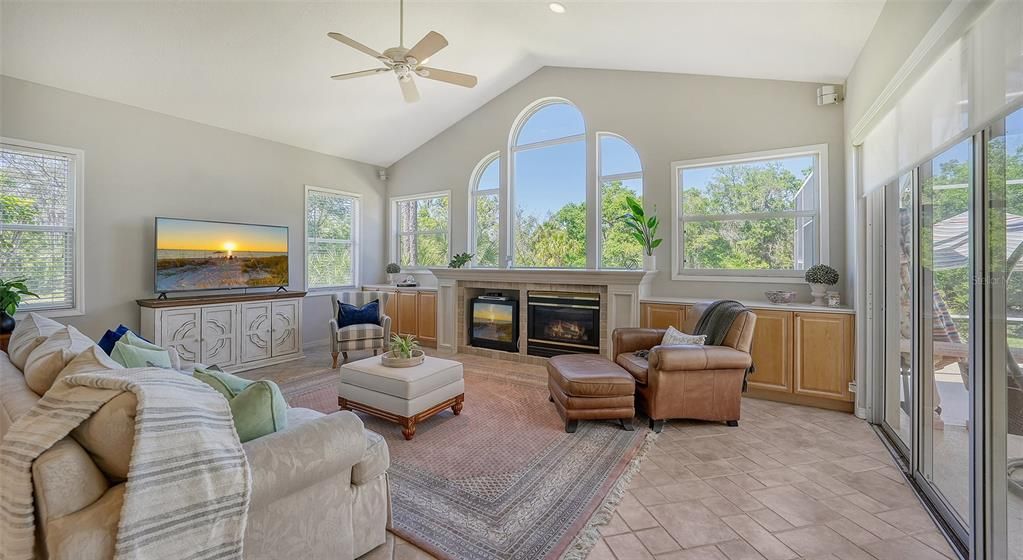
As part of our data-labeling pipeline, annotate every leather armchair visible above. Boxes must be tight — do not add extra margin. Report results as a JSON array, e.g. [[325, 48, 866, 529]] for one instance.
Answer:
[[612, 302, 757, 432]]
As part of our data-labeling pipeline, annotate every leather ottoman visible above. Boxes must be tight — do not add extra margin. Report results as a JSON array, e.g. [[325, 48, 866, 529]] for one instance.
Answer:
[[546, 354, 636, 433]]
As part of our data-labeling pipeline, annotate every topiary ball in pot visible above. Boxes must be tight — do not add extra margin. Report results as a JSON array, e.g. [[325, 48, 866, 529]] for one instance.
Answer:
[[805, 264, 839, 306]]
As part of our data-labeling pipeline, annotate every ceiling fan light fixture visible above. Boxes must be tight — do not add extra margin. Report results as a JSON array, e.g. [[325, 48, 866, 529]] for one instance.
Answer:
[[548, 2, 566, 14]]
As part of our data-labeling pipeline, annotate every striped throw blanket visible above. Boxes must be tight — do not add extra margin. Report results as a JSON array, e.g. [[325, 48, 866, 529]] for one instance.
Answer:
[[0, 368, 251, 560]]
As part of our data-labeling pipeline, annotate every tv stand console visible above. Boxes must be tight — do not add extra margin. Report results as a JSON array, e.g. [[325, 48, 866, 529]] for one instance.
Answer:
[[137, 291, 306, 373]]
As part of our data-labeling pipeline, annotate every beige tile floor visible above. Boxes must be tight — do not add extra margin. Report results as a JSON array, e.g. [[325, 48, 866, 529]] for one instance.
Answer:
[[261, 348, 953, 560]]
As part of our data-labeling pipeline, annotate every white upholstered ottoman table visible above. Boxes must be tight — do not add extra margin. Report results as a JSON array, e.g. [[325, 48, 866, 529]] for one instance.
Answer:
[[338, 355, 464, 440]]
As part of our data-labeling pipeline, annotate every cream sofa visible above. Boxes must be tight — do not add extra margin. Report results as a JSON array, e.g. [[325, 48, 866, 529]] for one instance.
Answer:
[[0, 316, 390, 560]]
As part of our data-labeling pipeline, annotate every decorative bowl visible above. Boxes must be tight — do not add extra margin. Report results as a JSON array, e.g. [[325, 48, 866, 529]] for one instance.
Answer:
[[764, 290, 797, 304], [381, 349, 425, 368]]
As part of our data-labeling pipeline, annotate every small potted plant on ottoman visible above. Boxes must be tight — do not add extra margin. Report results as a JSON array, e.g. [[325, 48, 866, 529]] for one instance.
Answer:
[[382, 334, 425, 368], [805, 264, 839, 306]]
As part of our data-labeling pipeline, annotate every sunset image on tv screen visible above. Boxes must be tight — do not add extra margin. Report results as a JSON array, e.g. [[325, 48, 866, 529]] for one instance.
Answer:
[[156, 218, 288, 292]]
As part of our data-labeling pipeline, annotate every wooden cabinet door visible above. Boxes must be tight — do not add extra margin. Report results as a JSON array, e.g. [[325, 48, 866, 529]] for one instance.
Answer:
[[270, 300, 300, 357], [641, 303, 685, 329], [383, 291, 398, 325], [747, 310, 793, 393], [201, 305, 238, 368], [240, 302, 271, 363], [396, 291, 419, 337], [793, 312, 854, 401], [160, 308, 201, 365], [416, 292, 437, 347]]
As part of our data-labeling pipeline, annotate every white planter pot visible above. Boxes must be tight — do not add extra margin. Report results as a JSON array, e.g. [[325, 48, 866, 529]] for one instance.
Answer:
[[809, 283, 830, 306], [388, 273, 399, 284], [643, 254, 657, 271]]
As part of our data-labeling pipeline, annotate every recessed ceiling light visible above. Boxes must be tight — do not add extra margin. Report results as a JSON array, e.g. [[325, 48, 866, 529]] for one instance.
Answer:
[[548, 2, 566, 14]]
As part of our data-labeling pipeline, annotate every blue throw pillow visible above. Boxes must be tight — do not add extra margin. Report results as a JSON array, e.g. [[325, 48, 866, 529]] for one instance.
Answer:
[[338, 300, 379, 328], [97, 325, 151, 355]]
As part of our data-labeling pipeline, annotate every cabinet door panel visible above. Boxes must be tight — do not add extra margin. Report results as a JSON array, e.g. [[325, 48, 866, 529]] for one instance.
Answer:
[[417, 292, 437, 347], [201, 305, 238, 368], [161, 308, 201, 364], [271, 300, 300, 357], [383, 292, 398, 325], [747, 310, 792, 393], [794, 312, 854, 401], [641, 303, 685, 330], [397, 292, 419, 337], [240, 302, 271, 363]]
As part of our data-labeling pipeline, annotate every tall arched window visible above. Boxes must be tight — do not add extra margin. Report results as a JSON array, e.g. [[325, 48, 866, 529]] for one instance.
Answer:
[[469, 153, 500, 267], [510, 100, 586, 268], [598, 134, 644, 269]]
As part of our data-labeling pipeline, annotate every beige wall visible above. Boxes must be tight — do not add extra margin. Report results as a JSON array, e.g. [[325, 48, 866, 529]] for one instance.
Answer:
[[1, 76, 387, 345], [386, 66, 846, 302]]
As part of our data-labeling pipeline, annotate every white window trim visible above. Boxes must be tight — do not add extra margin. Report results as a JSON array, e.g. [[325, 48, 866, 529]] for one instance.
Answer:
[[390, 190, 452, 271], [468, 152, 500, 268], [304, 185, 361, 292], [2, 137, 85, 318], [671, 143, 830, 283], [596, 131, 644, 270]]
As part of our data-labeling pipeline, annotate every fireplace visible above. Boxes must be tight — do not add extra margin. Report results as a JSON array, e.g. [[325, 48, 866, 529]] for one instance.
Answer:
[[527, 291, 600, 357], [469, 296, 519, 352]]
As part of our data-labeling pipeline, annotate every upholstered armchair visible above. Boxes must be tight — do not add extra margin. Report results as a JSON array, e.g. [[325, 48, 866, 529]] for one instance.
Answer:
[[330, 291, 392, 367], [612, 302, 756, 432]]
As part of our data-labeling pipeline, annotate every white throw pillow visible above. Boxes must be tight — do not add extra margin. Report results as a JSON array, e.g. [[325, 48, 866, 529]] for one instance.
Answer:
[[23, 326, 96, 395], [661, 326, 706, 346], [7, 312, 63, 370]]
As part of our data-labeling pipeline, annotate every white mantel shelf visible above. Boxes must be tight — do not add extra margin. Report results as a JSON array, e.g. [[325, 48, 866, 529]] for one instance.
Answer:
[[429, 268, 656, 286]]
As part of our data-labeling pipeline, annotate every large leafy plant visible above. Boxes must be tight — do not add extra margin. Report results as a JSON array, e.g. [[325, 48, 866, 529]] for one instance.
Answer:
[[0, 277, 38, 316], [389, 333, 420, 358], [622, 196, 662, 256]]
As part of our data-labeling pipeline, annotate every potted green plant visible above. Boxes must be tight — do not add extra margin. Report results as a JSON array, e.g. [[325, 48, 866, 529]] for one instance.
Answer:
[[805, 264, 839, 306], [0, 277, 38, 334], [622, 196, 662, 271], [382, 333, 425, 367], [386, 262, 401, 285], [448, 252, 473, 269]]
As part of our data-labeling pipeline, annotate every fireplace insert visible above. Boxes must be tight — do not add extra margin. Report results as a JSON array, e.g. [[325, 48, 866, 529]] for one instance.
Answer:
[[469, 296, 519, 353], [527, 291, 600, 357]]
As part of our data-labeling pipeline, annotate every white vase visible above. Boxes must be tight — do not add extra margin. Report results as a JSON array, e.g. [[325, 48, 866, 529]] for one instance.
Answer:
[[388, 273, 399, 284], [643, 254, 656, 271], [809, 283, 829, 306]]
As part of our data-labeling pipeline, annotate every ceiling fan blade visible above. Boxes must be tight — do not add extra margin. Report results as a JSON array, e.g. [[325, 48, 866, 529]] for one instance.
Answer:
[[399, 77, 420, 103], [327, 32, 388, 62], [331, 68, 390, 80], [406, 31, 448, 64], [416, 67, 478, 88]]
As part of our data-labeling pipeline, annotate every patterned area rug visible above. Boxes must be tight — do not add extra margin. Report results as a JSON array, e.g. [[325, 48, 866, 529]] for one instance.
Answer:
[[275, 353, 650, 560]]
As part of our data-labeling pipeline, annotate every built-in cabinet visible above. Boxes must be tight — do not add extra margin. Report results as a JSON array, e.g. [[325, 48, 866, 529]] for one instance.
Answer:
[[138, 292, 305, 373], [639, 301, 855, 411], [363, 287, 437, 348]]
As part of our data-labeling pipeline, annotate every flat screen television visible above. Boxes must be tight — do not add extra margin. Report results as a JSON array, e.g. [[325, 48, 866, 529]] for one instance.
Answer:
[[155, 217, 289, 293]]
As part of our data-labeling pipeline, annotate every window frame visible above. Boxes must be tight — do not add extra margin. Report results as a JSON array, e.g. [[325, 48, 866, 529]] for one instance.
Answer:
[[596, 132, 644, 270], [1, 137, 85, 317], [304, 185, 361, 292], [390, 190, 452, 271], [508, 97, 588, 269], [671, 143, 830, 283], [468, 152, 500, 268]]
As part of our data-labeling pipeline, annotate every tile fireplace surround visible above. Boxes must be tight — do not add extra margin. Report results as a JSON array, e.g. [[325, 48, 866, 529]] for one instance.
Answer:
[[430, 268, 655, 364]]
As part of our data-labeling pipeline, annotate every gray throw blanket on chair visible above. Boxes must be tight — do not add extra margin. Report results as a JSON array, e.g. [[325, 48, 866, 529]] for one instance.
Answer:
[[692, 299, 756, 390]]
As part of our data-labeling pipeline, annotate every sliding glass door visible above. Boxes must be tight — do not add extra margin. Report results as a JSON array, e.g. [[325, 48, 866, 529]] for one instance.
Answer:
[[884, 172, 915, 454]]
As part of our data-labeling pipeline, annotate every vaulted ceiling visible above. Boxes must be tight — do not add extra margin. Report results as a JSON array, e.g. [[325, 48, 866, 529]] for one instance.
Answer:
[[1, 1, 884, 167]]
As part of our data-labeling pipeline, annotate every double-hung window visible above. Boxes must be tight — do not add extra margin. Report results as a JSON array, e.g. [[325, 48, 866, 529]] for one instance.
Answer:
[[0, 139, 84, 314], [305, 186, 359, 289], [392, 191, 450, 269], [673, 144, 828, 280]]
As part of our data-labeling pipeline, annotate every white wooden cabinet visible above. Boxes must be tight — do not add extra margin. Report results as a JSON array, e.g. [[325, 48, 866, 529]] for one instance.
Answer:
[[140, 293, 305, 373]]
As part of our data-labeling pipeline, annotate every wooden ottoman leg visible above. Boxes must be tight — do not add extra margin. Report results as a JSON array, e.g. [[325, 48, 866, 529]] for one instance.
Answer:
[[338, 397, 349, 410], [726, 420, 739, 427], [452, 394, 464, 415], [401, 416, 417, 440], [620, 418, 635, 431], [565, 419, 579, 433], [649, 419, 665, 433]]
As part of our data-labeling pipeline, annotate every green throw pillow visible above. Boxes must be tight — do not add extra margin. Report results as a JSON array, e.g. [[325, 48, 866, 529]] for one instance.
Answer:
[[194, 368, 288, 443], [110, 339, 173, 368], [121, 331, 167, 353]]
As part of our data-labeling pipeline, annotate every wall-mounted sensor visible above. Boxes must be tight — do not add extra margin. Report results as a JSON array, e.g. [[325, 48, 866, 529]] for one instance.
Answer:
[[817, 85, 843, 106]]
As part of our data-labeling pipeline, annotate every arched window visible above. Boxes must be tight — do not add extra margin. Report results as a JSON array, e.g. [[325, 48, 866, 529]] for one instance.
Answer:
[[598, 133, 644, 269], [510, 100, 586, 268], [469, 152, 500, 267]]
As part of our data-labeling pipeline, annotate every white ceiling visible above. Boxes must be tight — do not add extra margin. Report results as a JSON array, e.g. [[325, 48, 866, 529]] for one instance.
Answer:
[[1, 1, 884, 167]]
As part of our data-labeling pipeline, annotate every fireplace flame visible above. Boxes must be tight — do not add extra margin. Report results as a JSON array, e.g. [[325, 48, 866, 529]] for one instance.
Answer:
[[546, 320, 586, 341]]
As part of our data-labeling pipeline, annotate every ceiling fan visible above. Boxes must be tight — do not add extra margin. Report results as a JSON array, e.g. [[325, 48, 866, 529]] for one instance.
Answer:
[[327, 0, 478, 103]]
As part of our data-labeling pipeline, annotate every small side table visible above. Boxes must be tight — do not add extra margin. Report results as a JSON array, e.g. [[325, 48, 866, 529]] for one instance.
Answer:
[[0, 333, 10, 354]]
